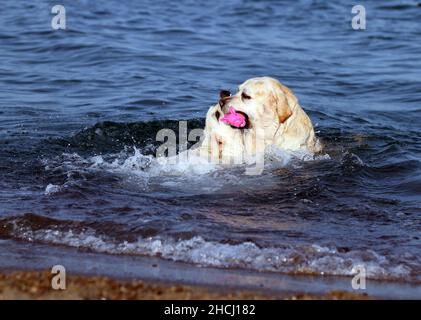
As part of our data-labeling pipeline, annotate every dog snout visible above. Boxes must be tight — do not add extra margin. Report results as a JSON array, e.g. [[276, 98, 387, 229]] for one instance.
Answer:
[[219, 90, 231, 107]]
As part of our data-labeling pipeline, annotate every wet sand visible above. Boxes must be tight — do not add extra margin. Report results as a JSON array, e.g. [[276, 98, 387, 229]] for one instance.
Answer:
[[0, 270, 369, 300]]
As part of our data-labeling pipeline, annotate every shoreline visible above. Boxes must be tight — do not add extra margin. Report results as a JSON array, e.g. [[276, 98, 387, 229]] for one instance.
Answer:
[[0, 240, 420, 299], [0, 270, 369, 300]]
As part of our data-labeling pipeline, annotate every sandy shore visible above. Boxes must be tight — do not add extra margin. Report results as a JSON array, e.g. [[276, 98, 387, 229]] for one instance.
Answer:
[[0, 270, 370, 300]]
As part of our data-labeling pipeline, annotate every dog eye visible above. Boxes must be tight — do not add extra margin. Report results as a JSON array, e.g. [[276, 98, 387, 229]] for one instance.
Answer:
[[241, 92, 252, 100]]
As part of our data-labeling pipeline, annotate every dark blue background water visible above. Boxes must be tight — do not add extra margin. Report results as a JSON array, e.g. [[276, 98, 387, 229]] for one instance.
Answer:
[[0, 1, 420, 283]]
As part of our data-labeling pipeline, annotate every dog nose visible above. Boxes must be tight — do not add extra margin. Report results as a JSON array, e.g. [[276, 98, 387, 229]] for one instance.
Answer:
[[219, 90, 231, 107], [220, 90, 231, 99]]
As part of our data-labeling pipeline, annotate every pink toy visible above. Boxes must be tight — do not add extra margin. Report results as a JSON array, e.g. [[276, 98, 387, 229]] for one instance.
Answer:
[[219, 107, 246, 128]]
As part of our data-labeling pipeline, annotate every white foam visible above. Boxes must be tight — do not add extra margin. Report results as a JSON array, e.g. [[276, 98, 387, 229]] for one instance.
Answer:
[[42, 145, 331, 194], [44, 184, 61, 195], [10, 225, 412, 281], [88, 147, 218, 177]]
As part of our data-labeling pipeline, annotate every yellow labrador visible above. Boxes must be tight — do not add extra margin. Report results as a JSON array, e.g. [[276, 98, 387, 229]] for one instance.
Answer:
[[190, 77, 321, 164]]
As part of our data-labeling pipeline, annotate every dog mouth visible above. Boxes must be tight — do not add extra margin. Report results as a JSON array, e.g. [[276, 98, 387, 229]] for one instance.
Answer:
[[232, 111, 250, 129], [216, 108, 250, 129]]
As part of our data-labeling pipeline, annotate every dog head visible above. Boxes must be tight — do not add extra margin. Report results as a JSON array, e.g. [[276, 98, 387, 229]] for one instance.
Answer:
[[201, 77, 299, 162]]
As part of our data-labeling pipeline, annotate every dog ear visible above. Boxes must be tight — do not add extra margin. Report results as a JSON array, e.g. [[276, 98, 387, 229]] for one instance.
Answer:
[[271, 83, 296, 124]]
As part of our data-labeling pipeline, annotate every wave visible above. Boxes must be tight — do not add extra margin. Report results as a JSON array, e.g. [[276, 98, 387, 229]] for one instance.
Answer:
[[0, 216, 413, 282]]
